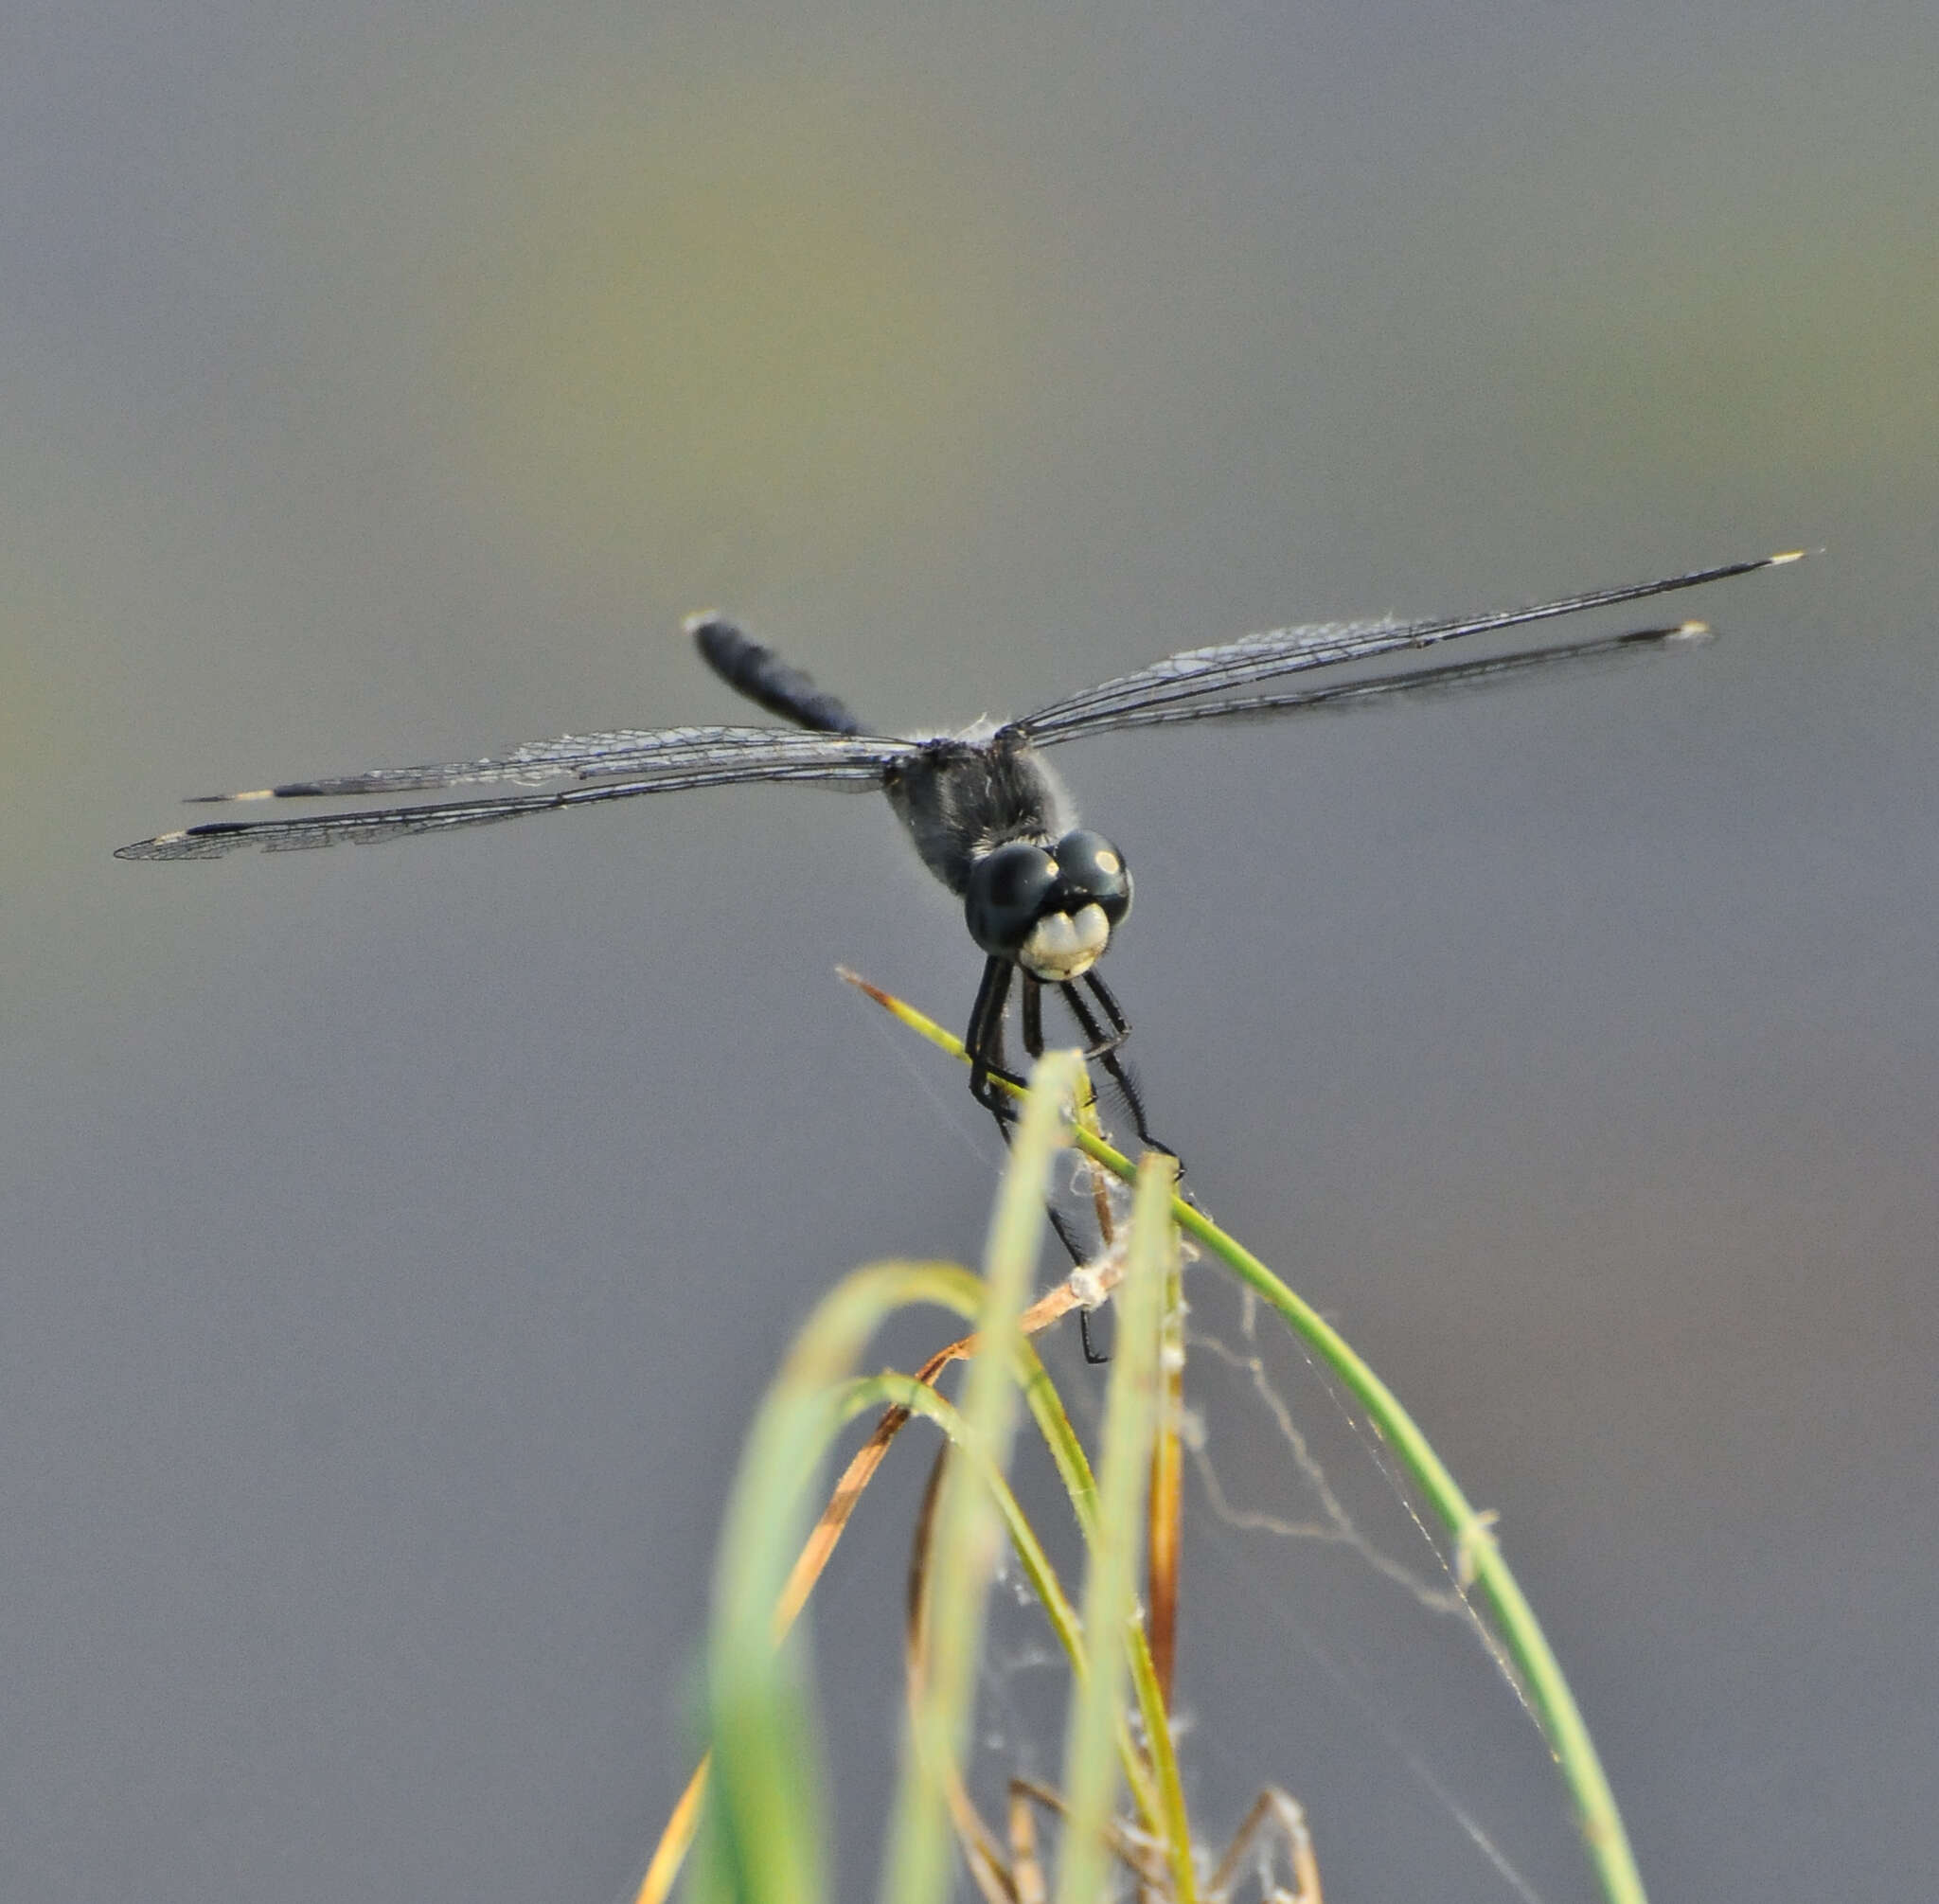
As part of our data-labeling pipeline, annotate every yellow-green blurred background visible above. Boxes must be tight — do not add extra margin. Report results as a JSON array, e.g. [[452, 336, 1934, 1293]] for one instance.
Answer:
[[6, 5, 1933, 1900]]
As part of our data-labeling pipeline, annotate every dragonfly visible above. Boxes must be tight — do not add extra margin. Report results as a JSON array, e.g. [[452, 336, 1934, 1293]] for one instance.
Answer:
[[119, 551, 1801, 1169]]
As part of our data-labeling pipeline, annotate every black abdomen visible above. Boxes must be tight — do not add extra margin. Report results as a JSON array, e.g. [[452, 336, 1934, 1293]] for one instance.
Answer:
[[689, 616, 867, 736]]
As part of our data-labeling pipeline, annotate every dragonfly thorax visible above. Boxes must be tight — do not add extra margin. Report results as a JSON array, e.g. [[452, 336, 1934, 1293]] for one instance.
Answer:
[[881, 730, 1076, 895]]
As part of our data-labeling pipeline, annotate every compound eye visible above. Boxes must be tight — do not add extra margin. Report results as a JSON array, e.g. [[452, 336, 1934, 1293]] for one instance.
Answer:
[[1053, 829, 1132, 928], [965, 843, 1059, 958]]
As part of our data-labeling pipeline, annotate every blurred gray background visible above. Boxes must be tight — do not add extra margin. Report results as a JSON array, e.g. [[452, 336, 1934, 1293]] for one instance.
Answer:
[[5, 3, 1933, 1900]]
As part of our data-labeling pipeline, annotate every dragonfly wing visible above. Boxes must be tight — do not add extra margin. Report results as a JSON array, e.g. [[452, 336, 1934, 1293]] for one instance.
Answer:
[[1015, 552, 1801, 742], [117, 733, 913, 859], [1024, 621, 1717, 744], [179, 723, 907, 801]]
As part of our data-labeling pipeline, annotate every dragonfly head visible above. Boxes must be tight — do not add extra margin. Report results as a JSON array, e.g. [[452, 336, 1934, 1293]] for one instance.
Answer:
[[965, 829, 1133, 981]]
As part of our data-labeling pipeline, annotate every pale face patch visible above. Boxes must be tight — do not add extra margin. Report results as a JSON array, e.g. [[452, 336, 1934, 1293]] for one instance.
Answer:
[[1019, 901, 1110, 981]]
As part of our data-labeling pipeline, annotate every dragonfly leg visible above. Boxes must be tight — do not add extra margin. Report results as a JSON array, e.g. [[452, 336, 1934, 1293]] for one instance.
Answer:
[[1020, 970, 1046, 1061], [1012, 974, 1108, 1364], [1061, 972, 1182, 1172], [966, 955, 1024, 1118], [969, 959, 1112, 1362]]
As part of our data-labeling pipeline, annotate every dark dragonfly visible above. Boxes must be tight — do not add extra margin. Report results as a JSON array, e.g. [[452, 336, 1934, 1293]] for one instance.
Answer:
[[119, 551, 1800, 1163]]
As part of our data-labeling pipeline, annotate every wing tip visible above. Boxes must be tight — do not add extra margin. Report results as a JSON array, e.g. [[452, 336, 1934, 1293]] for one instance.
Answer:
[[116, 829, 198, 862]]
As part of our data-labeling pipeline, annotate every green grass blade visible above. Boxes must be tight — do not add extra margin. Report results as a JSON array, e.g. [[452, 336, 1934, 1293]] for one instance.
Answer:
[[691, 1258, 988, 1904], [1056, 1151, 1182, 1904], [845, 975, 1651, 1904], [1165, 1205, 1647, 1904], [833, 1368, 1163, 1833], [879, 1050, 1086, 1904]]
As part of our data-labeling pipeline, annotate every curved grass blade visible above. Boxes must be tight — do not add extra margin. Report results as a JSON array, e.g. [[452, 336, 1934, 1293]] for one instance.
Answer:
[[1057, 1151, 1184, 1904], [844, 970, 1652, 1904], [880, 1050, 1085, 1904], [633, 1245, 1157, 1904]]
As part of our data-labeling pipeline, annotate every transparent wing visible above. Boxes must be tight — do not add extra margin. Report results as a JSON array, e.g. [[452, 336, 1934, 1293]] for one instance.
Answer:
[[116, 727, 914, 860], [174, 722, 911, 800], [1025, 621, 1715, 745], [1014, 552, 1801, 743]]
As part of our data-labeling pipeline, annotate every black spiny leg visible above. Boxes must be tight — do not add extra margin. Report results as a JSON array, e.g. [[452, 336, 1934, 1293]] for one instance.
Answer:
[[1060, 971, 1180, 1169], [1017, 970, 1110, 1364], [966, 954, 1023, 1121], [968, 957, 1112, 1363], [1020, 970, 1045, 1065]]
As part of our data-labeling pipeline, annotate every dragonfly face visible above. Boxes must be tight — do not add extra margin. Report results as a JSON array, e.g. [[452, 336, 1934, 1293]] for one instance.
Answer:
[[964, 830, 1132, 982]]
